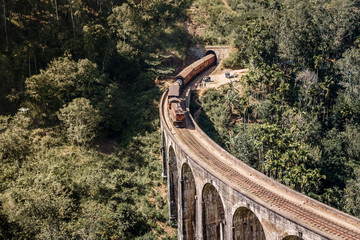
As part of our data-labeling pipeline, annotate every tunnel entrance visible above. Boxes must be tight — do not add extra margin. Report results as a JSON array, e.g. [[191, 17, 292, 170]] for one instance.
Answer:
[[202, 184, 225, 240], [233, 207, 265, 240], [205, 50, 218, 64], [168, 146, 178, 220], [182, 164, 196, 240]]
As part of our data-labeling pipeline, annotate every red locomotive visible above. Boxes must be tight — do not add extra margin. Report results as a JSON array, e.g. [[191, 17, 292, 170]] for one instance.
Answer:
[[168, 53, 216, 127]]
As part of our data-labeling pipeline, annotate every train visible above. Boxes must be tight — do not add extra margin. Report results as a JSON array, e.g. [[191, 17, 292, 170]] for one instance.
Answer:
[[168, 53, 216, 127]]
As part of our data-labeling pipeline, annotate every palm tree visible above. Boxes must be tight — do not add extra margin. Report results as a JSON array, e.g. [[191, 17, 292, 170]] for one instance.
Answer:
[[225, 81, 239, 115]]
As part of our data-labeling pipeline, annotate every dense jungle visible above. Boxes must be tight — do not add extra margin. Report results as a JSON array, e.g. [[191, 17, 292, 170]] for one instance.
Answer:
[[0, 0, 359, 239], [0, 0, 189, 238]]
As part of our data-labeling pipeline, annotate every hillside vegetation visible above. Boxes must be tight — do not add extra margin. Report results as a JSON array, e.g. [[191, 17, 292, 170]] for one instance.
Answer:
[[191, 0, 360, 217], [0, 0, 192, 238], [1, 0, 360, 238]]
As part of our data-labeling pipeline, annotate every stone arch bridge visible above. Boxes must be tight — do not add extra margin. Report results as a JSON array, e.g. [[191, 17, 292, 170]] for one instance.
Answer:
[[160, 83, 360, 239]]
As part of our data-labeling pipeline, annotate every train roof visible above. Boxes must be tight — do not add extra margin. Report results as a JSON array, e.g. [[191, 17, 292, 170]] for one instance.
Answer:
[[194, 54, 215, 67], [176, 54, 215, 80], [203, 53, 215, 61], [177, 65, 194, 80], [168, 84, 180, 97]]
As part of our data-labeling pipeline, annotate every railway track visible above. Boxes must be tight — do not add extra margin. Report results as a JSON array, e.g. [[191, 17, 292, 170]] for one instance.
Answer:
[[176, 126, 360, 239], [161, 85, 360, 240]]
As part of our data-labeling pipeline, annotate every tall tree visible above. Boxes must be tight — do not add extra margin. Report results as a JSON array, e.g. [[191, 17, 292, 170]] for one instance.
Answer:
[[58, 97, 101, 146]]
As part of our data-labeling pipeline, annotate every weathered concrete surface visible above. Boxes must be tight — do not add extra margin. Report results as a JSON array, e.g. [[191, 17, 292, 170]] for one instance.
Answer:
[[160, 76, 360, 240], [182, 164, 196, 240], [168, 146, 179, 220]]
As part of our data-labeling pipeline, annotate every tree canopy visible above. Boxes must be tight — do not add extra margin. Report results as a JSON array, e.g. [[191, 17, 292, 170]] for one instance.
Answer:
[[0, 0, 189, 238], [1, 0, 360, 238]]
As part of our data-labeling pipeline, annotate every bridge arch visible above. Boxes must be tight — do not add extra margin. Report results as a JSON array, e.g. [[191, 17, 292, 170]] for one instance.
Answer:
[[181, 163, 196, 240], [168, 145, 178, 220], [232, 206, 265, 240], [279, 231, 304, 240], [202, 183, 225, 240], [283, 236, 303, 240]]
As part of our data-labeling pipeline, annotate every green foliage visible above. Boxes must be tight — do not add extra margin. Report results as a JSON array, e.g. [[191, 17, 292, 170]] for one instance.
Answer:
[[0, 113, 31, 163], [97, 82, 127, 133], [320, 129, 352, 189], [58, 98, 101, 146], [226, 126, 256, 165], [212, 0, 360, 70], [193, 0, 239, 45], [242, 63, 292, 104], [0, 113, 31, 189], [222, 50, 244, 69], [0, 0, 185, 238], [83, 23, 113, 67], [0, 126, 170, 239], [234, 17, 278, 67], [1, 0, 360, 236], [343, 168, 360, 217], [331, 94, 360, 129], [336, 47, 360, 98], [2, 178, 74, 239], [108, 4, 138, 59], [25, 55, 104, 120], [200, 88, 231, 130]]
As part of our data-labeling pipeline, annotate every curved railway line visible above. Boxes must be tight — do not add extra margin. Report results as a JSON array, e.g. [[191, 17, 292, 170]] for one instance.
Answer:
[[176, 124, 360, 239], [160, 69, 360, 239]]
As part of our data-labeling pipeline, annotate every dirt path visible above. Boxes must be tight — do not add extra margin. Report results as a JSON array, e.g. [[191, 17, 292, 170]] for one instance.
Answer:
[[221, 0, 238, 14], [193, 68, 248, 95], [221, 0, 232, 10]]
